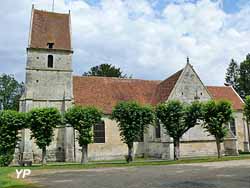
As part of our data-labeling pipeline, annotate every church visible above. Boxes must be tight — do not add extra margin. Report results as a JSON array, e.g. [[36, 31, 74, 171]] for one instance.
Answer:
[[19, 7, 250, 163]]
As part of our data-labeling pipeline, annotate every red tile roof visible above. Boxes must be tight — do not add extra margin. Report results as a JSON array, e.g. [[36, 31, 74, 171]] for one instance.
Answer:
[[207, 86, 244, 110], [73, 69, 183, 114], [29, 9, 71, 50], [73, 76, 161, 114], [73, 72, 244, 114], [151, 69, 183, 105]]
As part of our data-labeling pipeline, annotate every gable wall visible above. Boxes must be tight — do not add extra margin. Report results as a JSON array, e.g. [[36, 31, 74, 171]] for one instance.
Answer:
[[169, 64, 211, 102]]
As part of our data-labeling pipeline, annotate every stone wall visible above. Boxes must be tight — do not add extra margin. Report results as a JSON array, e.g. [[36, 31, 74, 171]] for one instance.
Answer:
[[75, 118, 143, 161], [234, 111, 249, 151], [169, 63, 212, 103], [25, 49, 73, 101], [19, 48, 74, 163]]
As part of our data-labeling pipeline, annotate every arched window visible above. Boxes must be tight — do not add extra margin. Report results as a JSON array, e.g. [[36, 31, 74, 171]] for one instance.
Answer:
[[48, 55, 53, 68]]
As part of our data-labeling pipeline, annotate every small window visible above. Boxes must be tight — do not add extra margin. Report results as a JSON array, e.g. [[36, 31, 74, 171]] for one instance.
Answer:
[[94, 121, 105, 143], [155, 119, 161, 138], [229, 118, 236, 136], [48, 55, 53, 68], [47, 43, 54, 49], [200, 92, 203, 96]]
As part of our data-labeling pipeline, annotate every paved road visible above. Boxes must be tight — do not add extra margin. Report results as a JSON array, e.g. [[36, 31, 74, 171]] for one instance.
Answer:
[[29, 160, 250, 188]]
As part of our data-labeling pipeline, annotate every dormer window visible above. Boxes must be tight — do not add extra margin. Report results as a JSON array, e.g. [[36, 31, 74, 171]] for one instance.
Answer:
[[48, 55, 53, 68], [47, 43, 54, 49]]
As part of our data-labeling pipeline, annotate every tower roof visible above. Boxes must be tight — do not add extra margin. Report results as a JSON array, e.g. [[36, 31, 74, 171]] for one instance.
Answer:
[[29, 8, 72, 51]]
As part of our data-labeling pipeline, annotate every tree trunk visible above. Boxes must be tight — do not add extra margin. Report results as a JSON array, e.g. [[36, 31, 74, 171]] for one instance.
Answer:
[[216, 137, 221, 158], [81, 144, 88, 164], [42, 147, 47, 165], [127, 143, 134, 163], [174, 139, 180, 160]]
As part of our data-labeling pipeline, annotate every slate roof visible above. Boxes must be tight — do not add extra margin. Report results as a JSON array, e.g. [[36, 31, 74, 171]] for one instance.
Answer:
[[29, 9, 71, 50], [207, 86, 244, 110]]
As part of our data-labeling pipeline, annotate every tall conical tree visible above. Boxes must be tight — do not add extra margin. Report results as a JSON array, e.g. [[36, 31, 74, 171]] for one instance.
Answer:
[[225, 59, 240, 94], [239, 54, 250, 99]]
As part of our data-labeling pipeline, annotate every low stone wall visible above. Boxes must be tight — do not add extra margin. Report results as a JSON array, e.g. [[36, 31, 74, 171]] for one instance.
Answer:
[[145, 142, 172, 159], [180, 140, 222, 157]]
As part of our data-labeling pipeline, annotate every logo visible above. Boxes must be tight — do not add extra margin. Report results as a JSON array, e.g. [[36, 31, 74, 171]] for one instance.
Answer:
[[16, 169, 31, 179]]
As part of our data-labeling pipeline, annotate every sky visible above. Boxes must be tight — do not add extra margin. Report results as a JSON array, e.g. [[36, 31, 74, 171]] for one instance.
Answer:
[[0, 0, 250, 85]]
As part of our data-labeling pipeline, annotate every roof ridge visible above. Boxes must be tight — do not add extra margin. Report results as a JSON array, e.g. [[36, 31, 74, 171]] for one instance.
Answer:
[[159, 69, 183, 85], [206, 85, 230, 88], [34, 8, 70, 16], [73, 75, 161, 82]]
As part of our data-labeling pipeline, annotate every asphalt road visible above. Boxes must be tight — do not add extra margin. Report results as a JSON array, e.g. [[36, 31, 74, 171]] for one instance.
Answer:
[[29, 160, 250, 188]]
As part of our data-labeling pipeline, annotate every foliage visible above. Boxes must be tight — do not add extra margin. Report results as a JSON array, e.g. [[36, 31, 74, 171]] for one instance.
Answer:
[[0, 155, 13, 167], [225, 54, 250, 99], [244, 96, 250, 124], [239, 54, 250, 99], [0, 110, 27, 166], [83, 64, 130, 78], [202, 100, 233, 141], [0, 74, 24, 111], [64, 106, 102, 163], [156, 100, 202, 160], [225, 59, 240, 93], [28, 108, 62, 164], [65, 106, 102, 146], [202, 100, 233, 158], [112, 101, 154, 162]]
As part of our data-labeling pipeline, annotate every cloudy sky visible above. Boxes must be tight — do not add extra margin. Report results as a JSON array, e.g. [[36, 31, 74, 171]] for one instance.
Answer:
[[0, 0, 250, 85]]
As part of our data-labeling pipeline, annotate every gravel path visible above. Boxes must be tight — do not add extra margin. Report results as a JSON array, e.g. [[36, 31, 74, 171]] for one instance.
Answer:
[[28, 159, 250, 188]]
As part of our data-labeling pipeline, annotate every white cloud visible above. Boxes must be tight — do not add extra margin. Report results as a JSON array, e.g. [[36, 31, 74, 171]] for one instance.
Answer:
[[0, 0, 250, 85]]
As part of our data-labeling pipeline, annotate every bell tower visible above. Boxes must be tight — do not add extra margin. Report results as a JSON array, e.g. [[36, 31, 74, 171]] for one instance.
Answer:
[[19, 6, 74, 162]]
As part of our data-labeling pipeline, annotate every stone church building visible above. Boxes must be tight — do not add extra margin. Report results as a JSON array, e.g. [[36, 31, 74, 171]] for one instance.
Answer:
[[19, 7, 250, 162]]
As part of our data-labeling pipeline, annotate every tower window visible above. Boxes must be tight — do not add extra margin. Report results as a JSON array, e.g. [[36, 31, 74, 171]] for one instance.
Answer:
[[48, 55, 53, 68], [47, 43, 54, 49]]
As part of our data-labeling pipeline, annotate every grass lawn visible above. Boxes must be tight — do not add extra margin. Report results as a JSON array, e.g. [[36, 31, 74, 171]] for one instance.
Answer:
[[1, 154, 250, 188]]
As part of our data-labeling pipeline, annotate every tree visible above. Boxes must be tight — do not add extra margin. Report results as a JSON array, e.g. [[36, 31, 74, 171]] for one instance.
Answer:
[[225, 59, 240, 93], [64, 106, 102, 164], [156, 100, 202, 160], [239, 54, 250, 99], [202, 100, 233, 158], [0, 74, 24, 111], [0, 110, 27, 166], [243, 96, 250, 146], [28, 108, 62, 165], [112, 101, 154, 163], [83, 64, 130, 78]]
